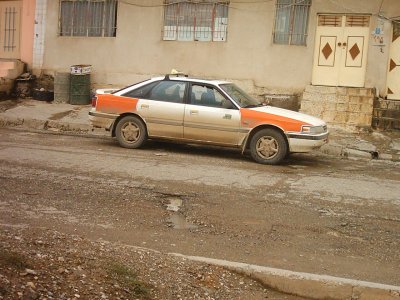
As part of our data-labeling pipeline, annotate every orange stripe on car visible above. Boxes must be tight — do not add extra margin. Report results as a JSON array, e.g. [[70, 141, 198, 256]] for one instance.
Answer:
[[97, 94, 138, 114], [240, 108, 310, 132]]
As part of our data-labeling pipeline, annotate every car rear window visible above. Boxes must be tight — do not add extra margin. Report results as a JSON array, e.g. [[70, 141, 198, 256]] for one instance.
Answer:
[[121, 81, 160, 98]]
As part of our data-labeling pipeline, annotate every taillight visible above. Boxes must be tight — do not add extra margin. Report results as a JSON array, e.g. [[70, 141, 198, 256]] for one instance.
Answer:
[[91, 95, 97, 107]]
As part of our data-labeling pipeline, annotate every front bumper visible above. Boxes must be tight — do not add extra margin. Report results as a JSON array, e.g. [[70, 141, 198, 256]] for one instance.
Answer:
[[287, 132, 329, 153]]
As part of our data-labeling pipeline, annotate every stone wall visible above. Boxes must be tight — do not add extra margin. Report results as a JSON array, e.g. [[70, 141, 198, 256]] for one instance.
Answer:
[[372, 98, 400, 130], [301, 85, 375, 129]]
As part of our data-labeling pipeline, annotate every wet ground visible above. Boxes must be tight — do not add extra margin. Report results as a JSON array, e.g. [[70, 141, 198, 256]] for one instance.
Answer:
[[0, 128, 399, 293]]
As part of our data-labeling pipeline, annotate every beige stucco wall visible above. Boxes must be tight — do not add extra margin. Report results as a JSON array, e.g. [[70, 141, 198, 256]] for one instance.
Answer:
[[41, 0, 400, 96], [21, 0, 35, 68]]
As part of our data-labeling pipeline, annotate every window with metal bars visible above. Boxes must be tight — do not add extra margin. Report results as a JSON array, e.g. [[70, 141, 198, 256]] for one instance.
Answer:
[[345, 15, 370, 27], [163, 0, 229, 42], [2, 6, 18, 52], [273, 0, 311, 46], [318, 15, 341, 27], [59, 0, 118, 37]]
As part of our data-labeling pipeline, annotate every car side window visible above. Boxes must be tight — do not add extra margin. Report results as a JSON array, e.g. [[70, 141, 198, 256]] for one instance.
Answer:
[[190, 84, 235, 109], [121, 81, 160, 98], [148, 81, 186, 103]]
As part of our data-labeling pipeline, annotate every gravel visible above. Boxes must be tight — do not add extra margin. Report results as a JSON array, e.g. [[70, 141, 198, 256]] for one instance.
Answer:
[[0, 227, 303, 300]]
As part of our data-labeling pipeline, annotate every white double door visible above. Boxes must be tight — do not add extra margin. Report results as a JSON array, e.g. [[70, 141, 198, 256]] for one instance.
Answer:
[[312, 15, 370, 87]]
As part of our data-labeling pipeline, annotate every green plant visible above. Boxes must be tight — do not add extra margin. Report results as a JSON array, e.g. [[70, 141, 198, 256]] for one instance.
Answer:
[[107, 263, 151, 299], [0, 249, 31, 270]]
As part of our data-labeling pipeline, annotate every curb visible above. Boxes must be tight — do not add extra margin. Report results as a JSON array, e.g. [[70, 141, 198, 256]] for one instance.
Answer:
[[319, 143, 399, 163], [0, 116, 91, 134], [170, 254, 400, 300]]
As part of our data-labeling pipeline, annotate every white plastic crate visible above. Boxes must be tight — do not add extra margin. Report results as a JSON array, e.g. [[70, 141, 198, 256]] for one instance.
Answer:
[[70, 64, 92, 75]]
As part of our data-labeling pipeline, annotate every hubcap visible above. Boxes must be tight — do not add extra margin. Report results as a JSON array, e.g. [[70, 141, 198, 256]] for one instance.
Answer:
[[121, 122, 140, 143], [256, 136, 279, 159]]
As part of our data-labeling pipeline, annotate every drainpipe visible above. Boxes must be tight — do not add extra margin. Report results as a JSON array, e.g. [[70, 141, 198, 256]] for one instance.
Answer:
[[32, 0, 47, 76]]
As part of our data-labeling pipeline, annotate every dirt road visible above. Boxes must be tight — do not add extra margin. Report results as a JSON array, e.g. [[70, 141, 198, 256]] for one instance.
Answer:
[[0, 128, 399, 298]]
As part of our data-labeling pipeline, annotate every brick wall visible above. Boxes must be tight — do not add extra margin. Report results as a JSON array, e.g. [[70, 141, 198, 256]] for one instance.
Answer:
[[301, 85, 375, 129]]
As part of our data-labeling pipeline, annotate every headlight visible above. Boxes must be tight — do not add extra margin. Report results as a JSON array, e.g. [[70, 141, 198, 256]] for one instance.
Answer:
[[301, 125, 327, 134]]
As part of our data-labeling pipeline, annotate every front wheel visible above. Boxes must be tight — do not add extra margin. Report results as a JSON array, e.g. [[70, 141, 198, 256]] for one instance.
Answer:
[[115, 115, 147, 149], [249, 128, 288, 165]]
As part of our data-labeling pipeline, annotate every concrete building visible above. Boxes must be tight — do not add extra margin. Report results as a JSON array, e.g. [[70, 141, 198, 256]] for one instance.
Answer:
[[2, 0, 400, 128]]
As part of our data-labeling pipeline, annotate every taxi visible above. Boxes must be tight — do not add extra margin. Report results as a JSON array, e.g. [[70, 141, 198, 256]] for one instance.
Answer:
[[89, 74, 328, 165]]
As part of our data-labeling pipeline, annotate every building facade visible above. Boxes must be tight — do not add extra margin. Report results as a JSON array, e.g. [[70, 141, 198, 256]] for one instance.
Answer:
[[2, 0, 400, 102]]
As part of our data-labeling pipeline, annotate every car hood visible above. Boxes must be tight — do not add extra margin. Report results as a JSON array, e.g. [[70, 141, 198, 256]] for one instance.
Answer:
[[249, 106, 326, 126]]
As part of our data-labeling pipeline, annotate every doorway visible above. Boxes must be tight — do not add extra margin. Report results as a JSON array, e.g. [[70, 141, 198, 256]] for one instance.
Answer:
[[312, 14, 370, 87]]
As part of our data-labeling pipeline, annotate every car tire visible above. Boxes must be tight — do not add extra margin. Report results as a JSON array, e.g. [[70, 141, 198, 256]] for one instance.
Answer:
[[115, 115, 147, 149], [250, 128, 288, 165]]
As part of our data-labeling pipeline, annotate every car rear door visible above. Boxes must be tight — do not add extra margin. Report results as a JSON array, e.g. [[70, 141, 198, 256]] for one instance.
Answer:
[[135, 80, 187, 139], [183, 83, 241, 146]]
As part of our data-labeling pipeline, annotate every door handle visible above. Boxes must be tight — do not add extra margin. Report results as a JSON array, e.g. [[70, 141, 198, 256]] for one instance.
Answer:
[[190, 110, 198, 115], [338, 42, 342, 46], [343, 42, 347, 47], [141, 104, 149, 109], [223, 114, 232, 120]]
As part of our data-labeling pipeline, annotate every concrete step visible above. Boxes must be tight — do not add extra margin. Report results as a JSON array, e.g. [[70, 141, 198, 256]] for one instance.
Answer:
[[304, 85, 338, 94], [0, 59, 24, 80], [0, 61, 16, 69], [0, 70, 8, 77], [304, 85, 374, 96], [0, 78, 13, 93], [301, 85, 375, 129]]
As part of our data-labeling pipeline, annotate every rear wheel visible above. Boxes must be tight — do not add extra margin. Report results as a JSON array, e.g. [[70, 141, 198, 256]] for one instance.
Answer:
[[250, 128, 288, 165], [115, 115, 147, 149]]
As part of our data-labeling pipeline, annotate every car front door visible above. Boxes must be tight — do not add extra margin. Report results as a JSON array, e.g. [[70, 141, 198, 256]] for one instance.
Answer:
[[131, 80, 187, 139], [183, 83, 241, 146]]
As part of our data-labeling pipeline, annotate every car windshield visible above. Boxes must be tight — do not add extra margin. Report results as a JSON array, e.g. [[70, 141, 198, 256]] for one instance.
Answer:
[[220, 83, 262, 108]]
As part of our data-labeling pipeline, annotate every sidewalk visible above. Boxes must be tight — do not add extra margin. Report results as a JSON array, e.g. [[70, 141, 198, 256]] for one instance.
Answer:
[[0, 99, 399, 162]]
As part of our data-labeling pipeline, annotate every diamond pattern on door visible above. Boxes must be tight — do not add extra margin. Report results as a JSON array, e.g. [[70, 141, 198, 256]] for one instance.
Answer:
[[318, 36, 336, 67], [322, 43, 333, 59], [345, 36, 364, 68], [349, 43, 360, 60], [389, 59, 397, 72]]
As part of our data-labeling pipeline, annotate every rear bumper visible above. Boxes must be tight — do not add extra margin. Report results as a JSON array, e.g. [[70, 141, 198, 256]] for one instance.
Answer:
[[288, 132, 329, 153], [89, 110, 117, 130]]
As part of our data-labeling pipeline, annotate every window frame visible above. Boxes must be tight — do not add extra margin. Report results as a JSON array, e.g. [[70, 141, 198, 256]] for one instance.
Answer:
[[219, 83, 260, 108], [163, 0, 229, 42], [143, 80, 188, 104], [58, 0, 118, 37], [189, 83, 237, 110], [272, 0, 312, 46]]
